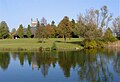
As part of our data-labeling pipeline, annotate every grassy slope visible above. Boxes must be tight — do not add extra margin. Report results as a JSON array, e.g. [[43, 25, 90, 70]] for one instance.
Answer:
[[0, 38, 83, 51]]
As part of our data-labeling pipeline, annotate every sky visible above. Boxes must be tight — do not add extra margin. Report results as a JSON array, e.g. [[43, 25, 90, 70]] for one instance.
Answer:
[[0, 0, 120, 31]]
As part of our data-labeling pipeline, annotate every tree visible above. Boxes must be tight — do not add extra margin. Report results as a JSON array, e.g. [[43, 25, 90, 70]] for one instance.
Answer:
[[36, 19, 40, 28], [95, 9, 100, 28], [73, 23, 85, 38], [51, 21, 55, 27], [71, 19, 76, 29], [11, 28, 16, 34], [74, 14, 85, 38], [46, 24, 55, 38], [51, 21, 57, 38], [84, 8, 97, 41], [41, 17, 47, 26], [0, 52, 10, 70], [27, 25, 32, 38], [0, 21, 9, 39], [58, 16, 72, 42], [17, 24, 24, 38], [35, 25, 47, 43], [112, 16, 120, 39], [95, 5, 112, 29], [104, 28, 116, 42]]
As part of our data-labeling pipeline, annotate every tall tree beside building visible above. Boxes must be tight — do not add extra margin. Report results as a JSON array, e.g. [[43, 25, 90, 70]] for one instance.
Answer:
[[0, 21, 9, 39], [27, 25, 32, 38], [35, 25, 47, 43], [58, 16, 72, 42], [18, 24, 24, 38], [41, 17, 47, 26]]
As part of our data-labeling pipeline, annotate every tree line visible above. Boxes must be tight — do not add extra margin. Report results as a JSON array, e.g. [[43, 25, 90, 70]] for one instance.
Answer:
[[0, 5, 119, 48]]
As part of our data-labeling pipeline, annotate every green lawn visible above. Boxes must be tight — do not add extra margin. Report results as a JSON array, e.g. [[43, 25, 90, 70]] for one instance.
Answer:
[[0, 38, 83, 51]]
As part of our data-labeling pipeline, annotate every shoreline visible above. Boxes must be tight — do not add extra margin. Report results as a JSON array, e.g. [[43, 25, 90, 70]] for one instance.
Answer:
[[107, 41, 120, 48], [0, 39, 119, 52]]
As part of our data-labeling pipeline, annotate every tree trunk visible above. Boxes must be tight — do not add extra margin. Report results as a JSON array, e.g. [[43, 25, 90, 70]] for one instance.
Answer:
[[63, 35, 66, 43], [79, 35, 80, 38]]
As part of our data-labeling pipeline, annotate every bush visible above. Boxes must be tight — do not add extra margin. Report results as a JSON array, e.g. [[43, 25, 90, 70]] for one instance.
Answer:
[[96, 41, 105, 48], [84, 40, 97, 49]]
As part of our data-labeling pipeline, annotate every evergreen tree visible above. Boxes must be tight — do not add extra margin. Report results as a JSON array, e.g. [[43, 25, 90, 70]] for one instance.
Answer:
[[27, 25, 32, 38], [104, 28, 116, 42], [0, 21, 9, 39], [18, 24, 24, 38]]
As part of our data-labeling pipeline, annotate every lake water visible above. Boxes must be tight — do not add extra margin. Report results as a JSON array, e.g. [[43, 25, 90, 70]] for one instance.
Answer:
[[0, 49, 120, 82]]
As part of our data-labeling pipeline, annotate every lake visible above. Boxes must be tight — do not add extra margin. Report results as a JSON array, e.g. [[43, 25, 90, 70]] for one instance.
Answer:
[[0, 49, 120, 82]]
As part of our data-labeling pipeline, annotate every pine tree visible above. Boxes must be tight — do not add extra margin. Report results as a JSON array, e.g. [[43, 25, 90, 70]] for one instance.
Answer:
[[18, 24, 24, 38], [0, 21, 9, 39], [27, 25, 32, 38]]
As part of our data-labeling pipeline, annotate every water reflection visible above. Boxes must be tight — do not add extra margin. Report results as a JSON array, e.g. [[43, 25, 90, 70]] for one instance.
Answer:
[[114, 51, 120, 75], [0, 49, 120, 82], [0, 52, 10, 70]]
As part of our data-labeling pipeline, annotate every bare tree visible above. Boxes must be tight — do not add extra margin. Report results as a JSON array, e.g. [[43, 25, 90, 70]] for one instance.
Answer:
[[112, 16, 120, 38], [41, 17, 47, 26]]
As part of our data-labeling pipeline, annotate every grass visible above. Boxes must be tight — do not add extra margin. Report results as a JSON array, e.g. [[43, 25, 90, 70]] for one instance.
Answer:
[[0, 38, 83, 51], [107, 40, 120, 47]]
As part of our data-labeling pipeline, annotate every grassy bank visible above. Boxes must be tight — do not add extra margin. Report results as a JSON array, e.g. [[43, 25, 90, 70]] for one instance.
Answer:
[[0, 38, 83, 51], [107, 40, 120, 47]]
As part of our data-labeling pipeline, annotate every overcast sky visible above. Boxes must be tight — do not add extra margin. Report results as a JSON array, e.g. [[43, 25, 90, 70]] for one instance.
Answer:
[[0, 0, 119, 30]]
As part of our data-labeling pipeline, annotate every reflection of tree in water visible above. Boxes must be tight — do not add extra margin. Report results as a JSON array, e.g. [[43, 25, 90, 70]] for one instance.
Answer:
[[11, 52, 18, 60], [0, 52, 10, 70], [114, 52, 120, 75], [35, 52, 57, 77], [77, 49, 114, 82], [9, 49, 117, 81], [18, 52, 25, 66], [58, 51, 78, 77], [11, 51, 57, 77]]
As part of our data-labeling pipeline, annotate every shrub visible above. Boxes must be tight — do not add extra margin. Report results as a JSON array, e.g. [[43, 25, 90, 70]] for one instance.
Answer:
[[96, 41, 105, 48], [84, 40, 97, 49]]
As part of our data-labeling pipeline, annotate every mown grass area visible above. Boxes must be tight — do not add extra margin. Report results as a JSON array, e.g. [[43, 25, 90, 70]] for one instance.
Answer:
[[0, 38, 83, 51]]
